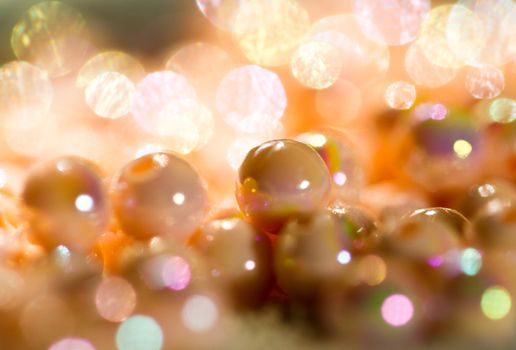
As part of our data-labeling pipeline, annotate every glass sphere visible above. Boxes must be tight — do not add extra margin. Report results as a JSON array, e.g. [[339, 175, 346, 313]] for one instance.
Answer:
[[297, 132, 365, 203], [22, 157, 109, 252], [112, 153, 207, 242], [407, 207, 472, 241], [191, 217, 273, 306], [236, 139, 331, 233]]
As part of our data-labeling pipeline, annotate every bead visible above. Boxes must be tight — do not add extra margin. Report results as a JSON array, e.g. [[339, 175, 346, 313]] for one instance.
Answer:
[[407, 207, 472, 240], [22, 157, 109, 252], [236, 139, 331, 233], [274, 210, 352, 299], [191, 217, 273, 306], [457, 181, 516, 218], [112, 153, 207, 242]]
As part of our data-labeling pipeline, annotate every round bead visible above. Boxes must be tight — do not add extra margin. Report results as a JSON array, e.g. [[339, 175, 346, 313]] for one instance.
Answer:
[[236, 139, 331, 233], [22, 157, 108, 252], [112, 153, 207, 242], [457, 181, 516, 218], [407, 207, 472, 240], [191, 217, 273, 306]]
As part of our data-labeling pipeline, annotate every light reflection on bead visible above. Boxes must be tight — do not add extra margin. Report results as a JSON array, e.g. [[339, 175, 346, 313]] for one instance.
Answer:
[[465, 65, 504, 100], [85, 72, 135, 119], [112, 152, 207, 242], [49, 337, 96, 350], [95, 276, 137, 323], [11, 1, 90, 77], [291, 41, 343, 90], [232, 0, 310, 66], [381, 294, 414, 327], [237, 139, 331, 233], [355, 0, 430, 46], [116, 315, 163, 350], [181, 295, 219, 332], [384, 81, 416, 110]]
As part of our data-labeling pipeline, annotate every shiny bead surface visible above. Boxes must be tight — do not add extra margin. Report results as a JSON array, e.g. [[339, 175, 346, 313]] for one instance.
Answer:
[[22, 157, 108, 252], [237, 139, 331, 233], [192, 217, 273, 306], [112, 153, 207, 242], [408, 207, 472, 240], [457, 181, 516, 218]]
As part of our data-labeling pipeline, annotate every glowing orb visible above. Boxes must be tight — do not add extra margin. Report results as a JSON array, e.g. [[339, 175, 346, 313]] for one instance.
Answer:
[[489, 98, 516, 124], [481, 286, 512, 320], [77, 51, 145, 88], [404, 41, 457, 88], [196, 0, 244, 31], [355, 0, 430, 46], [465, 65, 504, 100], [162, 256, 192, 291], [291, 41, 343, 90], [0, 61, 53, 131], [116, 315, 163, 350], [181, 295, 219, 332], [232, 0, 310, 66], [385, 81, 416, 110], [381, 294, 414, 327], [216, 65, 286, 127], [49, 337, 95, 350], [460, 248, 482, 276], [11, 1, 90, 77], [95, 276, 137, 323], [85, 72, 135, 119]]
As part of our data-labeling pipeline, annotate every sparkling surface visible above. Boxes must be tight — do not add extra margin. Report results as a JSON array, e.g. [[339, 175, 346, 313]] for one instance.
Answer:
[[232, 0, 310, 66], [216, 65, 286, 127], [489, 98, 516, 123], [116, 315, 163, 350], [291, 41, 343, 90], [77, 51, 145, 88], [385, 81, 416, 110], [465, 65, 505, 100], [355, 0, 430, 46], [85, 72, 135, 119], [481, 286, 512, 320], [381, 294, 414, 327], [49, 337, 96, 350], [95, 276, 137, 323], [404, 41, 457, 88], [0, 61, 53, 131], [181, 295, 219, 332], [11, 1, 89, 77]]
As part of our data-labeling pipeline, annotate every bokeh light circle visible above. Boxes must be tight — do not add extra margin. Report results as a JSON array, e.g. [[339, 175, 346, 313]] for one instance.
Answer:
[[85, 72, 135, 119], [385, 81, 416, 110], [95, 276, 137, 323], [116, 315, 163, 350], [196, 0, 244, 31], [481, 286, 512, 320], [49, 337, 96, 350], [489, 98, 516, 124], [381, 294, 414, 327], [465, 65, 504, 100], [181, 295, 219, 332]]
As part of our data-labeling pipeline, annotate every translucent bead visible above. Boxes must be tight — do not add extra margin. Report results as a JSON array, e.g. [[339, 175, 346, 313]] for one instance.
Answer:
[[407, 207, 472, 240], [297, 132, 364, 203], [236, 139, 331, 233], [22, 157, 109, 252], [191, 217, 273, 306], [112, 153, 207, 242]]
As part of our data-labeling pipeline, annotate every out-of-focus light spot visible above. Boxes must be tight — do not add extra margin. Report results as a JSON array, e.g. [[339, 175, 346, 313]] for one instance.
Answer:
[[481, 286, 512, 320], [385, 81, 416, 110], [181, 295, 219, 332], [291, 41, 343, 90], [77, 51, 145, 88], [333, 172, 347, 187], [11, 1, 90, 77], [95, 276, 136, 323], [315, 79, 361, 124], [427, 255, 444, 268], [465, 65, 505, 100], [359, 255, 387, 286], [173, 193, 186, 206], [49, 337, 96, 350], [337, 250, 351, 265], [162, 256, 192, 291], [478, 184, 495, 198], [244, 260, 256, 271], [0, 61, 53, 131], [413, 102, 448, 121], [446, 5, 487, 65], [196, 0, 244, 31], [355, 0, 430, 46], [232, 0, 310, 66], [418, 5, 464, 69], [85, 72, 135, 119], [116, 315, 163, 350], [75, 194, 94, 213], [460, 248, 482, 276], [310, 14, 390, 85], [453, 139, 473, 159], [381, 294, 414, 327], [489, 98, 516, 123], [404, 41, 457, 88], [216, 65, 286, 128]]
